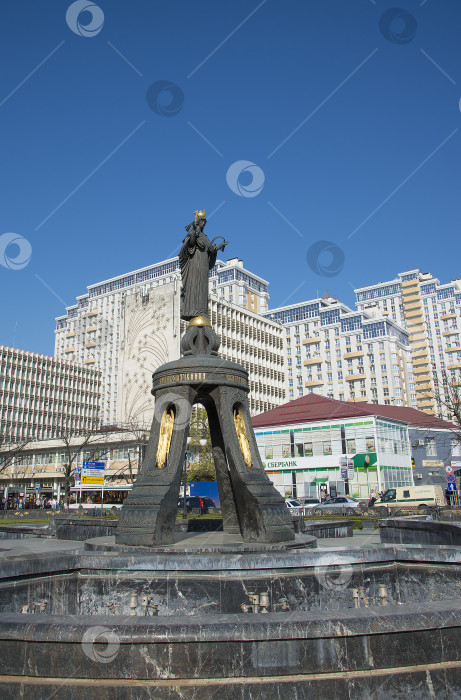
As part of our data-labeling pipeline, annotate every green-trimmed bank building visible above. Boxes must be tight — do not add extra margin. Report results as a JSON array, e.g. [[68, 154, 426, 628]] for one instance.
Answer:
[[252, 394, 413, 500]]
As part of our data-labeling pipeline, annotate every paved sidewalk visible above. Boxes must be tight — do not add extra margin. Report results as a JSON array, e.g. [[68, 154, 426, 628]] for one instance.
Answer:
[[0, 537, 84, 558], [316, 530, 381, 548], [0, 529, 381, 560]]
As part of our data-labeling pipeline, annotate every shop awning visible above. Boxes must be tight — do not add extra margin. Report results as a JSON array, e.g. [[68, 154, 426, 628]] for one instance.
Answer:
[[312, 476, 329, 483]]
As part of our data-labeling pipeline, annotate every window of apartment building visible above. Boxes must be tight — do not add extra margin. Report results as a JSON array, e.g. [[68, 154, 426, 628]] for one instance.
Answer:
[[384, 387, 389, 396], [327, 373, 333, 382], [337, 360, 342, 368], [451, 438, 461, 456], [425, 437, 437, 456], [338, 371, 343, 380]]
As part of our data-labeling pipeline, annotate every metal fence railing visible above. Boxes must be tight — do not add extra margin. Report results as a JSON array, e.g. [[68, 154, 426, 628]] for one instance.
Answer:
[[288, 504, 461, 520]]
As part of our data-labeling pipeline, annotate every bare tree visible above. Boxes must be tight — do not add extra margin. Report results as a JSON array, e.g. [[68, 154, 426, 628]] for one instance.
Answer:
[[0, 433, 33, 474], [102, 421, 149, 486], [431, 370, 461, 439], [58, 428, 106, 509]]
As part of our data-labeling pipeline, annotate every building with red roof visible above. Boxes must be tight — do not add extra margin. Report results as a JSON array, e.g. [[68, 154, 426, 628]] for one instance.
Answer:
[[252, 394, 460, 500]]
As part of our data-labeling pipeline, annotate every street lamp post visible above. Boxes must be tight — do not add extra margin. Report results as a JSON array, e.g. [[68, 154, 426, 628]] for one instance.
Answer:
[[183, 437, 192, 520]]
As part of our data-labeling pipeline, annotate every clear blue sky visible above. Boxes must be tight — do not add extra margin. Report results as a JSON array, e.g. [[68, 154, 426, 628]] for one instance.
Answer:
[[0, 0, 460, 355]]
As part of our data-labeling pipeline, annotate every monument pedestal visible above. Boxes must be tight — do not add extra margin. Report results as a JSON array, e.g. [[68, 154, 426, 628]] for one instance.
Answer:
[[116, 354, 295, 546]]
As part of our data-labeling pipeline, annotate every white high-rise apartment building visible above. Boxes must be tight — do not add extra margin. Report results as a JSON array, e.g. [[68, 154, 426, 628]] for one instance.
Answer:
[[355, 270, 461, 415], [264, 297, 413, 407], [0, 346, 101, 443], [55, 257, 283, 425]]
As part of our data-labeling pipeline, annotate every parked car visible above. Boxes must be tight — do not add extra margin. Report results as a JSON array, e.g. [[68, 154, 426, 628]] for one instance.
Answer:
[[177, 496, 217, 514], [313, 497, 363, 516], [300, 498, 320, 510], [285, 499, 304, 515]]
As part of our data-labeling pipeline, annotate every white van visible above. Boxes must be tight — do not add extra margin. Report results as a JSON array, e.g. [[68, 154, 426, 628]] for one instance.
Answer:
[[374, 485, 446, 514]]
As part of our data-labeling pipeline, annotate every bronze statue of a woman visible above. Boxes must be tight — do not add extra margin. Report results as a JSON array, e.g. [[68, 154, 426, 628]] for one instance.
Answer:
[[179, 210, 228, 323]]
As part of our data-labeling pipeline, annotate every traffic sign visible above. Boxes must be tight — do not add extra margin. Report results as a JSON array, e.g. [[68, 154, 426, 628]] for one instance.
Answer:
[[447, 483, 457, 492], [81, 461, 105, 486], [445, 465, 454, 474], [446, 474, 456, 483]]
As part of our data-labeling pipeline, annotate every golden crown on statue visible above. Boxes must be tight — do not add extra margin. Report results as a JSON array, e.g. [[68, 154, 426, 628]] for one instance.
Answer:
[[194, 209, 206, 222]]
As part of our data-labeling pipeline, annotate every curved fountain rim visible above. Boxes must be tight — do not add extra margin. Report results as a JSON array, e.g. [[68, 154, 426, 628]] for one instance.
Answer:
[[0, 599, 460, 644]]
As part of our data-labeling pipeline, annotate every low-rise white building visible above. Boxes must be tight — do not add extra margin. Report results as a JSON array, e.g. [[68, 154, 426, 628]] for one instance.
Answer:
[[253, 393, 413, 501]]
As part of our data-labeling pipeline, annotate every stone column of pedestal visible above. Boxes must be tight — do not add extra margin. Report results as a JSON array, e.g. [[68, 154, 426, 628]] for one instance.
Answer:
[[116, 384, 194, 546], [202, 397, 241, 535], [210, 384, 295, 543]]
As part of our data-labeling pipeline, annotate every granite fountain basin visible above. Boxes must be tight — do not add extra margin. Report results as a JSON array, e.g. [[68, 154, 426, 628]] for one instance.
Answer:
[[1, 543, 461, 698]]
